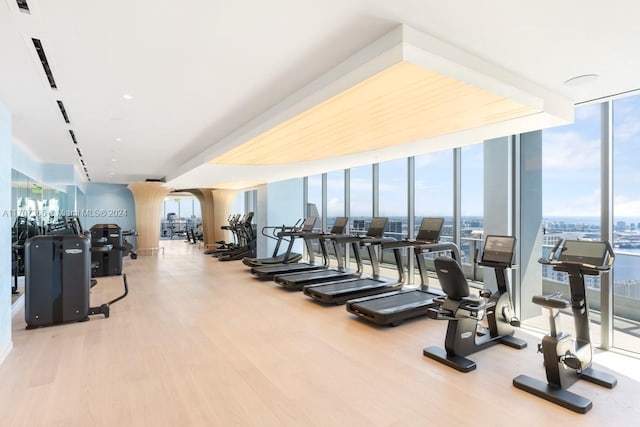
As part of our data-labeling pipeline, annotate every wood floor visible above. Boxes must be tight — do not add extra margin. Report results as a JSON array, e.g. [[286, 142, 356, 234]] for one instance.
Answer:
[[2, 240, 640, 427]]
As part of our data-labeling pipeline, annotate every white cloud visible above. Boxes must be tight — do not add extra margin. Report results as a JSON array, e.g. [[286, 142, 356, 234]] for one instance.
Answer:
[[575, 104, 601, 121], [614, 119, 640, 143], [543, 130, 600, 170], [544, 188, 601, 216]]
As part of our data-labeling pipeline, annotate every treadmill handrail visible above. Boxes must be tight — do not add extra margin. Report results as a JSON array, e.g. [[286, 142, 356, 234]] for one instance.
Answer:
[[360, 236, 396, 246]]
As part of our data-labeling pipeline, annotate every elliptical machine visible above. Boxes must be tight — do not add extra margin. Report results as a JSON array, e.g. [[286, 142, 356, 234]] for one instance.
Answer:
[[424, 235, 527, 372], [513, 239, 617, 414]]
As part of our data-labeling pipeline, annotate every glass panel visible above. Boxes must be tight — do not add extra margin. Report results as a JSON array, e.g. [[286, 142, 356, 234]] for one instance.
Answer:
[[306, 174, 323, 231], [534, 103, 602, 345], [461, 144, 484, 279], [349, 165, 372, 232], [326, 170, 344, 229], [378, 158, 407, 266], [306, 174, 323, 257], [414, 150, 454, 287], [160, 196, 201, 239], [349, 165, 373, 266], [612, 94, 640, 354]]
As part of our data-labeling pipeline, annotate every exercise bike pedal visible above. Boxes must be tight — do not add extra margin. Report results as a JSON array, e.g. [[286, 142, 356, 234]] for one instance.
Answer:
[[561, 352, 583, 371]]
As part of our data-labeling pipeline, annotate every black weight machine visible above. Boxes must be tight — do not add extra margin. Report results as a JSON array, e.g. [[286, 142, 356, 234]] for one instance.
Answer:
[[424, 235, 527, 372], [513, 239, 617, 414]]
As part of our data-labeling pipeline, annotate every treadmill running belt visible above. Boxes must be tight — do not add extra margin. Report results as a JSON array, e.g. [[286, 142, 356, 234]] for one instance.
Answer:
[[310, 278, 385, 294], [350, 291, 437, 313]]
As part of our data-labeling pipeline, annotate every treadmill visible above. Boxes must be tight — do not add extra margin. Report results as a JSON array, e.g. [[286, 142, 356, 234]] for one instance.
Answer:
[[250, 217, 348, 280], [346, 217, 461, 326], [302, 217, 407, 305], [273, 218, 385, 290], [241, 217, 314, 267]]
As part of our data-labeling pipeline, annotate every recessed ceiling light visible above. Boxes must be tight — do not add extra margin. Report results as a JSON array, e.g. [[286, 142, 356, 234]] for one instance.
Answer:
[[122, 93, 133, 100], [115, 138, 122, 142], [564, 74, 599, 87], [111, 158, 117, 162]]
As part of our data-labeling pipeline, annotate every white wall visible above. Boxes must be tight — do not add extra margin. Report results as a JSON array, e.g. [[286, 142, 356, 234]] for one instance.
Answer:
[[0, 103, 13, 364], [83, 183, 136, 231]]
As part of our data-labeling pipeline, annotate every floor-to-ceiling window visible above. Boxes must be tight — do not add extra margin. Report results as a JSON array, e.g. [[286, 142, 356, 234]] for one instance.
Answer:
[[349, 165, 373, 232], [378, 158, 408, 239], [378, 158, 408, 267], [461, 144, 484, 276], [414, 150, 454, 238], [307, 174, 323, 231], [326, 170, 344, 230], [612, 94, 640, 354], [161, 195, 202, 239], [537, 103, 603, 343], [349, 165, 373, 266]]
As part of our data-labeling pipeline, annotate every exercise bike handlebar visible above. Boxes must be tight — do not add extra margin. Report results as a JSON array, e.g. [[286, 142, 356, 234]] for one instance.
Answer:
[[538, 238, 615, 272]]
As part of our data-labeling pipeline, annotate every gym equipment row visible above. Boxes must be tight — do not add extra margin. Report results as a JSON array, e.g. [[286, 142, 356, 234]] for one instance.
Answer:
[[208, 213, 257, 261], [230, 215, 617, 414]]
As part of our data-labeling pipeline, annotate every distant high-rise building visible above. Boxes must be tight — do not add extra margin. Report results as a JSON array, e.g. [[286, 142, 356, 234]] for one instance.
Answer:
[[353, 219, 366, 232], [385, 220, 403, 234], [307, 203, 319, 219]]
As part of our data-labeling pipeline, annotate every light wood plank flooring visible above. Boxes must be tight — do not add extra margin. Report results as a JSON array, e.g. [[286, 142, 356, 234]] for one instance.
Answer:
[[1, 240, 640, 426]]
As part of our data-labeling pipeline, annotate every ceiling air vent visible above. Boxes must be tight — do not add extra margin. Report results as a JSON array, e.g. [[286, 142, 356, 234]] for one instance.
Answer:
[[75, 147, 82, 157], [57, 100, 70, 123], [31, 38, 57, 89], [16, 0, 30, 13], [68, 129, 77, 144]]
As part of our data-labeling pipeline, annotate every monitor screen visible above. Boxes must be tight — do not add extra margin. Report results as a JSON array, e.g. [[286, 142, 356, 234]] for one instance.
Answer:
[[415, 217, 444, 242], [482, 235, 515, 264], [330, 217, 348, 234], [557, 240, 608, 267], [366, 217, 388, 238]]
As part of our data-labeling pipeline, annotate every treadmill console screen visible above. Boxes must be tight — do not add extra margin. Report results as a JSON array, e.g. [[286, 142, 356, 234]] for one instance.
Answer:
[[366, 217, 388, 238], [415, 217, 444, 242], [557, 240, 608, 267], [301, 217, 317, 232], [330, 217, 348, 234], [482, 235, 515, 264]]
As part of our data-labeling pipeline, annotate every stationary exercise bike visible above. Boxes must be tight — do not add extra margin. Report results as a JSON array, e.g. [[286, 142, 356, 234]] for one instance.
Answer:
[[513, 239, 617, 414], [424, 235, 527, 372]]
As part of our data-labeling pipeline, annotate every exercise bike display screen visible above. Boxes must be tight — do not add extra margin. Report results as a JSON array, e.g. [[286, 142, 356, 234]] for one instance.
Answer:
[[557, 240, 608, 267], [481, 235, 515, 264], [415, 217, 444, 242]]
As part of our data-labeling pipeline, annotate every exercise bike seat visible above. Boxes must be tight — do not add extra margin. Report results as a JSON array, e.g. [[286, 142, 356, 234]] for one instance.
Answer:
[[532, 293, 570, 309]]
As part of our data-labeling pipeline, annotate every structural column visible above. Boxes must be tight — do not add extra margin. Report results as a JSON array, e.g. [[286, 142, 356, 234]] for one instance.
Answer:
[[127, 182, 170, 255]]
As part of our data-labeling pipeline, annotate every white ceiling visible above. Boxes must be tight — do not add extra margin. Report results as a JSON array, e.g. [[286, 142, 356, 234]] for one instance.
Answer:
[[2, 0, 639, 189]]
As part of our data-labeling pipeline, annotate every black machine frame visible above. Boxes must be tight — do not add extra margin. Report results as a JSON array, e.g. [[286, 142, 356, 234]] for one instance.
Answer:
[[346, 217, 460, 326], [513, 239, 617, 414], [424, 235, 527, 372]]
